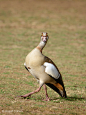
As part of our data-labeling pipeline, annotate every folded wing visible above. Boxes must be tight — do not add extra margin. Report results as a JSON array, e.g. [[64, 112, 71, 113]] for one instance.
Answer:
[[43, 56, 67, 98]]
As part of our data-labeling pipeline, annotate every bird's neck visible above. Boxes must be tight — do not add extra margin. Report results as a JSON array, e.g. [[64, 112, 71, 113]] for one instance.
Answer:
[[36, 41, 46, 53]]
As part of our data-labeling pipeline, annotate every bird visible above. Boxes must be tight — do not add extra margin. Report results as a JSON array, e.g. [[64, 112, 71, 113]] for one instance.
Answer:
[[20, 32, 67, 101]]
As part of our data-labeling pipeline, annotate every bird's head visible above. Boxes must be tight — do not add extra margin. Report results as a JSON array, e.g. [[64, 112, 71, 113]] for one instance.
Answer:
[[41, 32, 49, 43]]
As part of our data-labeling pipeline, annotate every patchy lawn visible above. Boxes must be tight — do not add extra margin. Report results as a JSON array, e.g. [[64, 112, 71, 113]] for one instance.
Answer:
[[0, 0, 86, 115]]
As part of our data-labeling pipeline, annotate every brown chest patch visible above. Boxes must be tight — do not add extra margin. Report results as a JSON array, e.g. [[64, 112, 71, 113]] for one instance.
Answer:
[[28, 67, 31, 69]]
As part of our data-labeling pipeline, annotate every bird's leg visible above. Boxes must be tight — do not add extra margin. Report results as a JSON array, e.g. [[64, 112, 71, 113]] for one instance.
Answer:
[[43, 84, 50, 101], [20, 87, 41, 98]]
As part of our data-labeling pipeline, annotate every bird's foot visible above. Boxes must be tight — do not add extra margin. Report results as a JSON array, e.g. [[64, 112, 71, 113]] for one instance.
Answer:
[[43, 97, 50, 101], [18, 94, 31, 98]]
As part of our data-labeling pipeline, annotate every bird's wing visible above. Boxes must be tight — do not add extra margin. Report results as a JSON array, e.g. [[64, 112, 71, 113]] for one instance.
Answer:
[[43, 56, 61, 80], [43, 56, 67, 98]]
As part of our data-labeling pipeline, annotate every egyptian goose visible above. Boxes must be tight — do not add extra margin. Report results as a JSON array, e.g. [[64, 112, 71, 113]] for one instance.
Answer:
[[20, 32, 67, 101]]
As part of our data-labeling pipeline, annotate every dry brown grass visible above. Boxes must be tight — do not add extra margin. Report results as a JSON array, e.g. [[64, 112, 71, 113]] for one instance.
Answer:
[[0, 0, 86, 115]]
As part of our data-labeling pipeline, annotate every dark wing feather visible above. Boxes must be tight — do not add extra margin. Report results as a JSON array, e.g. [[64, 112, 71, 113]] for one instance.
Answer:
[[46, 74, 67, 98]]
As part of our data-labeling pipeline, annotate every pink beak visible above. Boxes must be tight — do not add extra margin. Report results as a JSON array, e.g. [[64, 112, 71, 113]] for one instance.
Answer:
[[43, 37, 47, 42]]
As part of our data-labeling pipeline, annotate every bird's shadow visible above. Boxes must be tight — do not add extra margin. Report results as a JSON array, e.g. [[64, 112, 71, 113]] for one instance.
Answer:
[[17, 95, 86, 102], [52, 96, 86, 102]]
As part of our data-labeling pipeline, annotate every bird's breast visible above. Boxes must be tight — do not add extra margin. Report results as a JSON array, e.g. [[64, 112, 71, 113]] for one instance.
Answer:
[[25, 48, 44, 68]]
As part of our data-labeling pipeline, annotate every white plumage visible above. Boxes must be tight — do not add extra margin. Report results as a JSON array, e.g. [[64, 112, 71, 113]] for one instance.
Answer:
[[44, 62, 60, 79]]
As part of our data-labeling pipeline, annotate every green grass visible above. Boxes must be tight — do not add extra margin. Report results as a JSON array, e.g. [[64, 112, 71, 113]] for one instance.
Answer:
[[0, 0, 86, 115]]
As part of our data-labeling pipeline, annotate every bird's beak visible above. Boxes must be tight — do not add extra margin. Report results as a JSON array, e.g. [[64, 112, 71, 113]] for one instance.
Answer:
[[42, 36, 48, 43], [43, 37, 47, 42]]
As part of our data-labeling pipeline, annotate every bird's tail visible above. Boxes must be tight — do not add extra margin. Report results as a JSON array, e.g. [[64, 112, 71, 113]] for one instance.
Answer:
[[46, 77, 67, 98]]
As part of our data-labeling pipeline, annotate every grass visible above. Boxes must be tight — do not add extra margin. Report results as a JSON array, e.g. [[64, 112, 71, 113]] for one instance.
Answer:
[[0, 0, 86, 115]]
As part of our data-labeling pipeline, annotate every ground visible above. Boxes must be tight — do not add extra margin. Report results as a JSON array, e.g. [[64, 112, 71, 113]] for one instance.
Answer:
[[0, 0, 86, 115]]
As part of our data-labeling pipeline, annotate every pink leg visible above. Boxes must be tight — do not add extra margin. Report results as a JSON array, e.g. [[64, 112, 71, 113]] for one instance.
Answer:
[[20, 87, 41, 98], [43, 84, 50, 101]]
